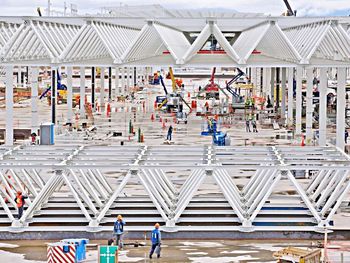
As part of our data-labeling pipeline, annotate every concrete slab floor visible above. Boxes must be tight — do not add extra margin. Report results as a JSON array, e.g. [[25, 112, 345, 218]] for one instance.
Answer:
[[0, 239, 339, 263], [0, 85, 305, 147]]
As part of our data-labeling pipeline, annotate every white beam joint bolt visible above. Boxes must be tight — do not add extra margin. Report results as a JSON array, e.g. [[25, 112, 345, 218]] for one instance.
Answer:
[[240, 220, 254, 232], [205, 169, 213, 176]]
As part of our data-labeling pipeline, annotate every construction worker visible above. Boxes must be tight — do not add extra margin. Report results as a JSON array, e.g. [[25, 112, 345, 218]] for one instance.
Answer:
[[245, 119, 251, 132], [15, 191, 27, 219], [113, 215, 126, 249], [252, 120, 258, 133], [167, 125, 173, 141], [149, 223, 161, 259]]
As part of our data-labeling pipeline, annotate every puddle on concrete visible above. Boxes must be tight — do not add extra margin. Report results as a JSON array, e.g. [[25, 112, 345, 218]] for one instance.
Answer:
[[0, 239, 322, 263]]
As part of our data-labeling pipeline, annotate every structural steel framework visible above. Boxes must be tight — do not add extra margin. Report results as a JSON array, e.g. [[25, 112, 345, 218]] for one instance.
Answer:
[[0, 16, 349, 66], [0, 145, 350, 233]]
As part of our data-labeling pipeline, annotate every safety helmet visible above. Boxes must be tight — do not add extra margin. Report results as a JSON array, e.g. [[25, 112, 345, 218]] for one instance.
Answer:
[[117, 215, 122, 220], [155, 223, 160, 228]]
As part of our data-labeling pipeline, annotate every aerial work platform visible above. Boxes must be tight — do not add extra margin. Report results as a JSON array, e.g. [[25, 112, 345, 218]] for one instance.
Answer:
[[0, 145, 349, 237]]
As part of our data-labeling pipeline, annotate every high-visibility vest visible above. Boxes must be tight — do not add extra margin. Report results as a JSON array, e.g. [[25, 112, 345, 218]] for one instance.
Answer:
[[16, 195, 23, 208]]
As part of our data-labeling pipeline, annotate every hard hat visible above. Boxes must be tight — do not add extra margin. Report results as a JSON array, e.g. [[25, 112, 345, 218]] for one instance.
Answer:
[[17, 191, 22, 195], [155, 223, 160, 228], [117, 215, 122, 220]]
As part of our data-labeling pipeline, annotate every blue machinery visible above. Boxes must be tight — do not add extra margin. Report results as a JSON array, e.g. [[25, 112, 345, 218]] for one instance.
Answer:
[[225, 68, 245, 103], [201, 119, 227, 146], [39, 70, 67, 100]]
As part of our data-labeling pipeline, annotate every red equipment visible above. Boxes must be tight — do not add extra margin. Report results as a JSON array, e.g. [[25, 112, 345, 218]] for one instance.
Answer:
[[203, 67, 220, 100]]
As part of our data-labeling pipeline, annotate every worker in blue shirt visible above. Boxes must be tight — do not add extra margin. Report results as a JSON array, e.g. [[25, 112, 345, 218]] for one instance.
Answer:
[[113, 215, 125, 249], [149, 223, 161, 259], [167, 125, 173, 141]]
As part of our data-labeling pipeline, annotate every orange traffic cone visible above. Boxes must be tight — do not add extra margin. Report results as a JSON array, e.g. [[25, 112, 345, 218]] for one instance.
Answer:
[[75, 113, 79, 129], [188, 92, 190, 98], [151, 113, 155, 122], [159, 117, 162, 123], [162, 121, 166, 129], [96, 102, 100, 112], [301, 134, 305, 146], [106, 103, 111, 117]]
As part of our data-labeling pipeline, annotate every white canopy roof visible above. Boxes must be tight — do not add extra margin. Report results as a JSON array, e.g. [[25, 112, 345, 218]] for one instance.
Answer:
[[0, 16, 349, 67]]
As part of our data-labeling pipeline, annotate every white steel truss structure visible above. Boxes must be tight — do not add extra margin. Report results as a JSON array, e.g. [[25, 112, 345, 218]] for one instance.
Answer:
[[0, 145, 350, 233], [0, 21, 20, 76], [1, 20, 80, 64], [0, 16, 350, 66]]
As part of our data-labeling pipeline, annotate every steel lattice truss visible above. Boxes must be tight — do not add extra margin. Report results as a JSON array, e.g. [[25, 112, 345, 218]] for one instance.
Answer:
[[0, 17, 350, 66], [0, 145, 350, 233]]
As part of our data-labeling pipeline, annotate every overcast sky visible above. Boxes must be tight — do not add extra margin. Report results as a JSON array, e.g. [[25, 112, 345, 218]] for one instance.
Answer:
[[0, 0, 349, 17]]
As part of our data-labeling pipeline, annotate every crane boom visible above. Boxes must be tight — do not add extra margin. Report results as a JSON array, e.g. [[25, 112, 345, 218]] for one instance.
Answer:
[[225, 68, 245, 98], [159, 75, 168, 95], [210, 67, 216, 83], [169, 67, 177, 93], [282, 0, 295, 16]]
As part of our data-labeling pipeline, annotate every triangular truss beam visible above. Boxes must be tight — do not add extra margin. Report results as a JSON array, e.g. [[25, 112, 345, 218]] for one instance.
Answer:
[[182, 21, 240, 64], [121, 21, 170, 63], [284, 20, 350, 63], [60, 21, 139, 64], [233, 21, 302, 64], [2, 20, 80, 63]]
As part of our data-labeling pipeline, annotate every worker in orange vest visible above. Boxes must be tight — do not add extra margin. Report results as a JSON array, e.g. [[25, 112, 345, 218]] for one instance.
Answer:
[[15, 191, 28, 219]]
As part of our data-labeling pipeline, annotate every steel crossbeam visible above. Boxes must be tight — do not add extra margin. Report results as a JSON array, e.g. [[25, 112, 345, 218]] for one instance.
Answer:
[[78, 169, 103, 207], [213, 169, 245, 222], [0, 145, 349, 233], [248, 171, 281, 224], [174, 170, 207, 222], [62, 171, 92, 221], [315, 170, 345, 209], [306, 170, 327, 195], [311, 170, 334, 201], [13, 171, 63, 228], [68, 169, 98, 214], [86, 169, 108, 200], [321, 171, 350, 216]]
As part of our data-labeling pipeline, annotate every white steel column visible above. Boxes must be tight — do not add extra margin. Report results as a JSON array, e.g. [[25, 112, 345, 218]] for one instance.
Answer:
[[319, 68, 327, 146], [66, 66, 73, 123], [281, 67, 286, 124], [17, 66, 21, 87], [270, 67, 275, 107], [115, 67, 120, 96], [131, 67, 135, 88], [306, 67, 314, 142], [144, 67, 148, 84], [5, 66, 14, 146], [263, 68, 271, 97], [296, 66, 303, 135], [80, 67, 85, 117], [336, 67, 346, 150], [287, 68, 294, 127], [31, 67, 39, 134], [127, 67, 132, 92], [121, 67, 126, 94], [100, 67, 105, 111], [251, 67, 257, 91]]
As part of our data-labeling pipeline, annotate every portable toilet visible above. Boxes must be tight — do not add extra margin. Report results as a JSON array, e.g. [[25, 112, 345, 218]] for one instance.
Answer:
[[40, 122, 54, 145], [61, 238, 89, 262]]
